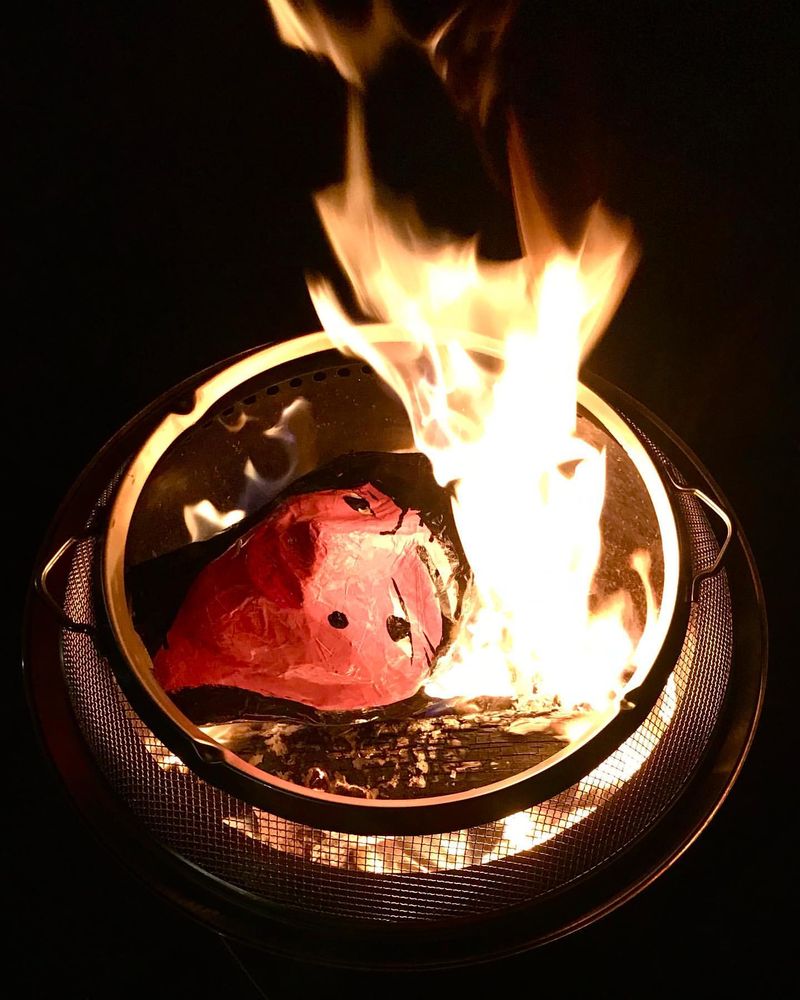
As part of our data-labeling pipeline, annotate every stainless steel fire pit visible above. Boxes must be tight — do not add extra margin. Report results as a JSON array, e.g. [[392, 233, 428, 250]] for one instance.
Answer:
[[26, 329, 765, 967]]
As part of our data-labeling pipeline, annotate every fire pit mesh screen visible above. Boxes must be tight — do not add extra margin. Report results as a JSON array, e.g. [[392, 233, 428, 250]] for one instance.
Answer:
[[60, 442, 732, 923]]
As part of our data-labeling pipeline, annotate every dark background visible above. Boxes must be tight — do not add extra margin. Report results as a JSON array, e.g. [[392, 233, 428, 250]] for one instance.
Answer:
[[12, 1, 796, 995]]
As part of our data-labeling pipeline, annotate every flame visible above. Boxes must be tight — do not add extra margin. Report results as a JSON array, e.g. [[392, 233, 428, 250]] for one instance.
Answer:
[[265, 0, 403, 86], [305, 99, 641, 713], [244, 396, 313, 506], [133, 0, 686, 883], [264, 3, 647, 715], [426, 1, 519, 125], [220, 409, 254, 433]]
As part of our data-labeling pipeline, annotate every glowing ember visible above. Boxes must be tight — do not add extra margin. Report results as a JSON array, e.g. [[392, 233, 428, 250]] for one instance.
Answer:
[[143, 736, 190, 775]]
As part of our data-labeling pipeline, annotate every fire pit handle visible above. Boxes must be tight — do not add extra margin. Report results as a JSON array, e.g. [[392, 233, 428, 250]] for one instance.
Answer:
[[36, 535, 98, 636], [665, 471, 734, 600]]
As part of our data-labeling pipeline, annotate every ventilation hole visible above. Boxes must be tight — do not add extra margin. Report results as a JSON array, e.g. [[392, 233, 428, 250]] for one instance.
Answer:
[[313, 371, 327, 382], [243, 394, 257, 406], [386, 615, 411, 642], [221, 406, 235, 417], [337, 367, 351, 377], [328, 611, 349, 629], [266, 385, 280, 395], [289, 377, 303, 388], [173, 395, 196, 415], [361, 365, 373, 375]]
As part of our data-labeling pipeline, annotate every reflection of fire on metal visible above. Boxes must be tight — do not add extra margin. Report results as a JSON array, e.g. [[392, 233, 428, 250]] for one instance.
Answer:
[[182, 398, 311, 543], [143, 735, 189, 775], [221, 806, 596, 875]]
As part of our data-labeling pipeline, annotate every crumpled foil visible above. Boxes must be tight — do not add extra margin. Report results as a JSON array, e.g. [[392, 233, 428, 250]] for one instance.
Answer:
[[154, 483, 459, 711]]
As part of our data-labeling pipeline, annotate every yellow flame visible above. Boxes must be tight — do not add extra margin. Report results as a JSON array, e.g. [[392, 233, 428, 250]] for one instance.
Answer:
[[304, 92, 641, 713], [265, 0, 403, 86], [260, 2, 654, 719]]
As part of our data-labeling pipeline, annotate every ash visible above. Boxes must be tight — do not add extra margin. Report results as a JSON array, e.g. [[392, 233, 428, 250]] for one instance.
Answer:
[[203, 695, 575, 799]]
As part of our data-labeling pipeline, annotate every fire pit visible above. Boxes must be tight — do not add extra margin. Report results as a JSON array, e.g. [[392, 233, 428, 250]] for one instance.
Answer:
[[103, 326, 688, 829], [26, 326, 765, 966], [24, 0, 766, 969]]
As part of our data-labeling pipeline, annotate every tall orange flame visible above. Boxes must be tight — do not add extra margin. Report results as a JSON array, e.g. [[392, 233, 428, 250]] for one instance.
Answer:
[[267, 1, 648, 715]]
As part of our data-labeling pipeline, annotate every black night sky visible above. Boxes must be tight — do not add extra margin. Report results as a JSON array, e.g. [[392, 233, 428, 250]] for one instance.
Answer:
[[12, 2, 796, 995]]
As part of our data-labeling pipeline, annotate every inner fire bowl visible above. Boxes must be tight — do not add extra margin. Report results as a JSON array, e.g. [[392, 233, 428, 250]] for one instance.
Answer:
[[26, 327, 765, 967]]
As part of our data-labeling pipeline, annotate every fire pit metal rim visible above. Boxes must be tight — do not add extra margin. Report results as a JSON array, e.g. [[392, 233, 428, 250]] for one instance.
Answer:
[[57, 327, 706, 835], [23, 345, 764, 963]]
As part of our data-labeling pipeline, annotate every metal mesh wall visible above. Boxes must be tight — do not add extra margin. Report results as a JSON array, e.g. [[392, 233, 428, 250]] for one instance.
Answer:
[[60, 457, 732, 924]]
